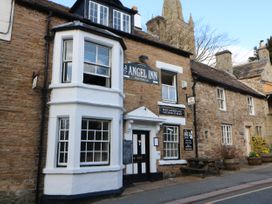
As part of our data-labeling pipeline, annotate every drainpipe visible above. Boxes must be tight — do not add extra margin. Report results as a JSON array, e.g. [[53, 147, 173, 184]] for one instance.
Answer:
[[35, 11, 52, 204], [192, 76, 198, 158]]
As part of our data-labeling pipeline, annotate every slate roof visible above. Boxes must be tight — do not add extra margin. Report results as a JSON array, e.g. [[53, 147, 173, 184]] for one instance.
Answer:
[[233, 60, 267, 79], [191, 61, 264, 98], [16, 0, 192, 58]]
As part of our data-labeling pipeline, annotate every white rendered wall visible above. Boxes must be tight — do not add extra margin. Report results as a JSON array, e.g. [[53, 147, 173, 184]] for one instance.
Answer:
[[44, 29, 124, 196], [0, 0, 14, 41]]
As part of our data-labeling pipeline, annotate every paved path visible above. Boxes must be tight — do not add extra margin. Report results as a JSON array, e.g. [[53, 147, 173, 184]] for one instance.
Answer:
[[95, 163, 272, 204]]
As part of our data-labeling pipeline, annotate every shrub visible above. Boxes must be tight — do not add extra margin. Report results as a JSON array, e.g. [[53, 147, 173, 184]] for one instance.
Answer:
[[249, 151, 260, 158], [251, 136, 267, 154]]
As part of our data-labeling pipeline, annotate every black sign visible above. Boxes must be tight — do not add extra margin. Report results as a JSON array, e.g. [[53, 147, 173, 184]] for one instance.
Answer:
[[159, 106, 185, 117], [184, 129, 193, 151], [123, 140, 133, 165], [124, 63, 159, 84]]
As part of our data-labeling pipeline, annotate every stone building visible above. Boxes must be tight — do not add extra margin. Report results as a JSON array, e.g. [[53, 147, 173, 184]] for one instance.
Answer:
[[191, 51, 268, 158], [233, 42, 272, 142], [0, 0, 195, 203], [146, 0, 195, 54]]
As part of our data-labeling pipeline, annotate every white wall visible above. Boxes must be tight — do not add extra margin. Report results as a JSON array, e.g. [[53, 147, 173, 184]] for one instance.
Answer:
[[0, 0, 14, 41]]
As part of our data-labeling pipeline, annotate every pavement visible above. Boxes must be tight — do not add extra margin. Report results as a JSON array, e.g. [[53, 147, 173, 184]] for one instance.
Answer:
[[95, 163, 272, 204]]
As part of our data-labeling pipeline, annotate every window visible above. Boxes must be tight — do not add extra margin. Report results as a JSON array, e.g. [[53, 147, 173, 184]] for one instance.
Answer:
[[248, 96, 255, 115], [161, 70, 177, 103], [217, 88, 226, 111], [84, 41, 111, 87], [80, 119, 110, 166], [256, 126, 262, 136], [89, 1, 109, 26], [61, 40, 73, 83], [57, 118, 69, 167], [221, 124, 232, 145], [163, 126, 179, 159], [113, 10, 131, 33]]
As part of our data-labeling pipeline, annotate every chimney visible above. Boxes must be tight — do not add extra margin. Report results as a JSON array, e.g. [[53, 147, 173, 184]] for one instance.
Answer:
[[215, 50, 233, 74], [258, 40, 270, 61], [132, 6, 142, 30]]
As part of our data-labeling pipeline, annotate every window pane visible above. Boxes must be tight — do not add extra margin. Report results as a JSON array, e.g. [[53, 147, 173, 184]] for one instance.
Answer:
[[90, 2, 98, 23], [63, 40, 73, 61], [123, 14, 130, 33], [98, 46, 109, 66], [163, 126, 179, 159], [97, 66, 110, 76], [100, 6, 108, 26], [57, 118, 69, 167], [85, 42, 96, 63], [113, 11, 121, 30]]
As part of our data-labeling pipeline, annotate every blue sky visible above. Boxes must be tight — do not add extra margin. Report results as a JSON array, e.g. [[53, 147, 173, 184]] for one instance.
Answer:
[[52, 0, 272, 62]]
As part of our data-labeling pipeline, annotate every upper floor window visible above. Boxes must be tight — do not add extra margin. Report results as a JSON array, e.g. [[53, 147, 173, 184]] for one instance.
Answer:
[[61, 40, 73, 83], [80, 119, 110, 166], [84, 41, 111, 87], [113, 10, 131, 33], [161, 70, 177, 103], [248, 96, 255, 115], [89, 1, 109, 26], [221, 124, 232, 145], [217, 88, 226, 111]]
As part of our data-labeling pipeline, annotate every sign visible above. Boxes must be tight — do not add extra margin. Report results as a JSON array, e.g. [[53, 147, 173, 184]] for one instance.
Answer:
[[124, 63, 159, 84], [184, 129, 193, 151], [159, 106, 185, 117], [123, 140, 133, 165], [187, 96, 195, 106]]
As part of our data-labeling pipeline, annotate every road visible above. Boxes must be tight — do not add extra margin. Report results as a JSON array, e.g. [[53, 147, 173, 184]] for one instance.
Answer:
[[96, 164, 272, 204], [197, 184, 272, 204]]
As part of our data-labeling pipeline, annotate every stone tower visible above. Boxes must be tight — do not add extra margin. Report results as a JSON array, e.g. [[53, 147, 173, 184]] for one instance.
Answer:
[[146, 0, 195, 54]]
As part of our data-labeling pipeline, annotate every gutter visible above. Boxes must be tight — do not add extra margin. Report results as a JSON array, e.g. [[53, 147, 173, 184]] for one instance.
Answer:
[[192, 76, 199, 158], [35, 11, 52, 204]]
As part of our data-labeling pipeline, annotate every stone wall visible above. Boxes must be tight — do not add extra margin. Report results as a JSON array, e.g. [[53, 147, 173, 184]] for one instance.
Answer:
[[123, 38, 195, 176], [195, 82, 268, 158]]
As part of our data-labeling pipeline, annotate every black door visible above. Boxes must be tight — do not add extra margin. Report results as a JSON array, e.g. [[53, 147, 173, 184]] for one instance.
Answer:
[[132, 130, 150, 182]]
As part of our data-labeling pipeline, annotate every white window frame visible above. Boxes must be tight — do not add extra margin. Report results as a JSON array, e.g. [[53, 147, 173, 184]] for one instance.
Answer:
[[163, 125, 179, 160], [256, 126, 262, 136], [217, 88, 226, 111], [221, 124, 232, 145], [84, 41, 111, 87], [80, 118, 111, 166], [248, 96, 255, 115], [161, 70, 177, 103], [89, 1, 109, 26], [57, 117, 69, 167], [113, 10, 131, 33], [61, 39, 73, 83]]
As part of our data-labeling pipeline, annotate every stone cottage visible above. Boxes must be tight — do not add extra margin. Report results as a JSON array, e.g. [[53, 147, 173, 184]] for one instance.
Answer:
[[191, 51, 268, 158]]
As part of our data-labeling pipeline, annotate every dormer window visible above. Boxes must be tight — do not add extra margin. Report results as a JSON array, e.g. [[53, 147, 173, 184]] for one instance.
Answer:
[[113, 10, 131, 33], [89, 1, 109, 26], [84, 41, 111, 87]]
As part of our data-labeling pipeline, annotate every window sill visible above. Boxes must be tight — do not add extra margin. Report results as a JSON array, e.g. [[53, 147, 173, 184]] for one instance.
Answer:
[[43, 165, 124, 175], [158, 101, 186, 108], [159, 160, 187, 166]]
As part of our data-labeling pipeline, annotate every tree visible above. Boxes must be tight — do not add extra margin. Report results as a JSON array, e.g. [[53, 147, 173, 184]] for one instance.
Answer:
[[248, 37, 272, 63], [193, 20, 237, 66]]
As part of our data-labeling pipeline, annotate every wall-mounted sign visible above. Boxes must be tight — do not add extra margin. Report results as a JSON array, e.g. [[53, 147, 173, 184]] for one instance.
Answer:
[[184, 129, 193, 151], [124, 63, 159, 84], [123, 140, 133, 165], [159, 106, 185, 117], [187, 96, 195, 106]]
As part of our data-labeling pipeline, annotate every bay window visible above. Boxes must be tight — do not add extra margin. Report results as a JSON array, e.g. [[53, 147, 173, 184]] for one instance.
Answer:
[[89, 1, 109, 26], [80, 119, 110, 166], [84, 41, 111, 87], [161, 70, 177, 103], [163, 126, 179, 160], [61, 40, 73, 83]]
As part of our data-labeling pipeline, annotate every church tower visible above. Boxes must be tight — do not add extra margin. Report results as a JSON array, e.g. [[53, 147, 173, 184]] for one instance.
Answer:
[[146, 0, 195, 54]]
